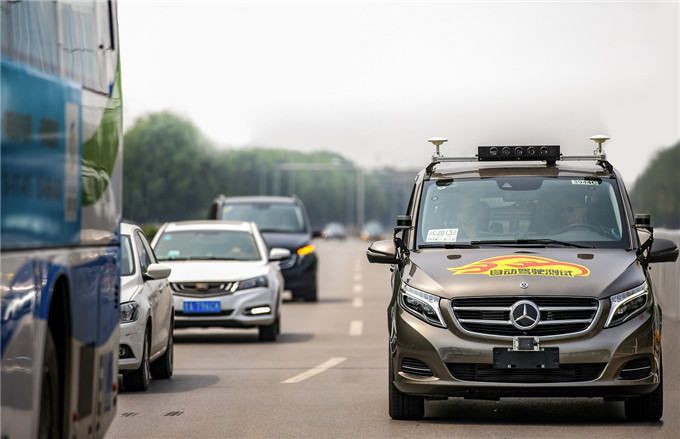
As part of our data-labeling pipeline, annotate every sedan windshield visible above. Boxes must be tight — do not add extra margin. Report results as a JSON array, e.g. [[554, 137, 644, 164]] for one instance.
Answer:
[[120, 235, 134, 276], [218, 203, 306, 233], [154, 230, 261, 261], [416, 177, 627, 248]]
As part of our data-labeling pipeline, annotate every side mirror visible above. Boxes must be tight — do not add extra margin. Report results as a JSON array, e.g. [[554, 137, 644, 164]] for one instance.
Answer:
[[648, 238, 679, 264], [144, 263, 171, 280], [269, 247, 291, 261], [366, 239, 398, 264]]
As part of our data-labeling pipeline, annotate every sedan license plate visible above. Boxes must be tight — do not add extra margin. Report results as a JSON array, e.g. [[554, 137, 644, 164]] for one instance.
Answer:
[[183, 301, 221, 314], [493, 347, 559, 369]]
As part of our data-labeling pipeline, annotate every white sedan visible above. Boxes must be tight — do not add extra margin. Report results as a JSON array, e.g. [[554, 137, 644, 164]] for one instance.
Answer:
[[119, 222, 174, 391], [150, 220, 290, 341]]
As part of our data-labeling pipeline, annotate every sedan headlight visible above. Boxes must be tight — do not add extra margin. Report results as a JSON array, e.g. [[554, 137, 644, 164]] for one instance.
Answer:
[[233, 276, 268, 291], [605, 282, 650, 328], [120, 301, 140, 322], [297, 244, 315, 259], [399, 282, 446, 328]]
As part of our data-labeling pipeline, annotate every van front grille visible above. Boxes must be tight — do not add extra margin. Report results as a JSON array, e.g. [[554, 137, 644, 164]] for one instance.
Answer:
[[451, 297, 599, 337], [447, 363, 606, 383]]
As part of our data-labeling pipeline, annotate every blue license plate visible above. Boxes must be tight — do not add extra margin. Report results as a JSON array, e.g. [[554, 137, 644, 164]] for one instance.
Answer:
[[183, 301, 221, 314]]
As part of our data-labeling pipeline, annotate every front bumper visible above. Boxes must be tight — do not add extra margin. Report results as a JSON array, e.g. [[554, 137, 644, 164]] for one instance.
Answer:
[[280, 252, 317, 293], [118, 318, 146, 372], [391, 304, 661, 400], [173, 287, 279, 329]]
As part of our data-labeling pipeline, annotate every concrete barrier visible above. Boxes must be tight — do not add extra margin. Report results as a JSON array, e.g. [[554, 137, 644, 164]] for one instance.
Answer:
[[651, 229, 680, 320]]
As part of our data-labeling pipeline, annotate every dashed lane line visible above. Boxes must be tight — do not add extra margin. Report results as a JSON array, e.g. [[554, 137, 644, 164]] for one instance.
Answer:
[[349, 320, 363, 336], [281, 357, 348, 384]]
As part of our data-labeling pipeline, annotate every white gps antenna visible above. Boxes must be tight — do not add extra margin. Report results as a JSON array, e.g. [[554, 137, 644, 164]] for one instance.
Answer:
[[428, 137, 448, 158], [589, 134, 610, 156]]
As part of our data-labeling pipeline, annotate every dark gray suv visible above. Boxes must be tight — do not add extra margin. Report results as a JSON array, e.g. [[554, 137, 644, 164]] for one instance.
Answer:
[[208, 195, 318, 301], [367, 136, 678, 421]]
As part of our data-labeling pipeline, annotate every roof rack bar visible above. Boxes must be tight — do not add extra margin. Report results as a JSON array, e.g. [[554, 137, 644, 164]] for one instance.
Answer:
[[561, 154, 607, 162]]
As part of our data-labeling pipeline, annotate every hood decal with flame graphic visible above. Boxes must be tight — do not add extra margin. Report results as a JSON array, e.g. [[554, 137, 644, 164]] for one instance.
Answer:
[[448, 255, 590, 278]]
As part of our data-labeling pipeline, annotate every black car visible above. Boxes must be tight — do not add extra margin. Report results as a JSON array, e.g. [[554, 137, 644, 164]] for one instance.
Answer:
[[208, 195, 318, 301]]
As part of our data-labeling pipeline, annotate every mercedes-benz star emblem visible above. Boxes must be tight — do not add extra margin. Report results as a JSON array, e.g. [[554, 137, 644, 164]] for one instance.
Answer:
[[519, 282, 529, 289], [510, 300, 540, 330]]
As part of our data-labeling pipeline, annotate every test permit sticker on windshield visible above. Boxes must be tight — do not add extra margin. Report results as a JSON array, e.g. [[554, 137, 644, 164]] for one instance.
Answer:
[[572, 180, 601, 185], [426, 228, 459, 242]]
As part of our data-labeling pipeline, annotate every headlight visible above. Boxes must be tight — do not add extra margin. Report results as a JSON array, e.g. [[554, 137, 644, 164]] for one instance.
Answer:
[[120, 301, 139, 322], [234, 276, 268, 291], [399, 282, 446, 328], [605, 282, 650, 328], [297, 244, 315, 257]]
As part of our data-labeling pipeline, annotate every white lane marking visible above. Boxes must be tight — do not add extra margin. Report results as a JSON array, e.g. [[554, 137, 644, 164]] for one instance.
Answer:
[[282, 357, 347, 384], [352, 297, 364, 308], [353, 273, 362, 282], [349, 320, 363, 336], [353, 284, 363, 294]]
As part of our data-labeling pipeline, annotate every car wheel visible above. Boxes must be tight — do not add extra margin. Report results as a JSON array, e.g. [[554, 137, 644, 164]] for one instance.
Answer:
[[38, 330, 60, 439], [258, 315, 279, 342], [388, 352, 424, 420], [150, 328, 173, 380], [295, 286, 317, 302], [123, 327, 151, 391], [624, 355, 663, 422]]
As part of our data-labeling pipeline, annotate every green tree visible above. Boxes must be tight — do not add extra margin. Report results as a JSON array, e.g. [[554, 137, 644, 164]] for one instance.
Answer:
[[122, 111, 417, 229], [630, 141, 680, 229]]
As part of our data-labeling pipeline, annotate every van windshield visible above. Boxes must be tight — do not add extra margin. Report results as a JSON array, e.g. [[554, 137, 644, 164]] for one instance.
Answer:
[[416, 177, 628, 248], [219, 202, 306, 233]]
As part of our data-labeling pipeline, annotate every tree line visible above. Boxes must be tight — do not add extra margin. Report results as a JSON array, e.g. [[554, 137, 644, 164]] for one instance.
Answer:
[[630, 140, 680, 229], [122, 111, 412, 232]]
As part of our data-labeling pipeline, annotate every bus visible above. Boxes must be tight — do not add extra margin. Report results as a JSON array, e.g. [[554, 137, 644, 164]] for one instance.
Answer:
[[1, 1, 123, 437]]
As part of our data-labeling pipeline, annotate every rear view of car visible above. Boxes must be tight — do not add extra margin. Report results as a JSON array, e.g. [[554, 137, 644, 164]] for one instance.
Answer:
[[150, 220, 289, 341], [208, 196, 319, 301]]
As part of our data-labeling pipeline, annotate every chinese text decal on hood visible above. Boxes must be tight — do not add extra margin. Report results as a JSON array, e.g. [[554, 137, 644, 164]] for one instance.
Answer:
[[448, 256, 590, 278]]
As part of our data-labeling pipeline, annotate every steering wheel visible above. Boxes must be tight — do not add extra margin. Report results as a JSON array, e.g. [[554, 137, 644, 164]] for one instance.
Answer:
[[555, 223, 609, 236]]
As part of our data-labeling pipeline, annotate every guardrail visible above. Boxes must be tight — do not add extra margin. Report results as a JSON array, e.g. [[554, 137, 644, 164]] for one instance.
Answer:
[[652, 229, 680, 320]]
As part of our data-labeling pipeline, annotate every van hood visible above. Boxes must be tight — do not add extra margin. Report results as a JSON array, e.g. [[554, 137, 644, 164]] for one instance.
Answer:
[[403, 248, 645, 300], [162, 260, 267, 282]]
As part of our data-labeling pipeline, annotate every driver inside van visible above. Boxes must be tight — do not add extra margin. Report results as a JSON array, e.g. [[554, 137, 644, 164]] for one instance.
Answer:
[[559, 195, 588, 228], [454, 195, 489, 238]]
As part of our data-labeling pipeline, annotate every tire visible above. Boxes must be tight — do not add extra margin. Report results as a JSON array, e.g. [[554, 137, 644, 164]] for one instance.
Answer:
[[123, 328, 151, 391], [388, 353, 424, 420], [295, 286, 317, 302], [38, 331, 60, 439], [150, 329, 173, 379], [624, 357, 663, 422], [258, 315, 279, 342]]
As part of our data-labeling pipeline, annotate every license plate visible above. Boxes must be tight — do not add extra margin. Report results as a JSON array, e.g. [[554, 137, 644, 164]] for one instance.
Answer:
[[183, 301, 221, 314], [493, 347, 559, 369]]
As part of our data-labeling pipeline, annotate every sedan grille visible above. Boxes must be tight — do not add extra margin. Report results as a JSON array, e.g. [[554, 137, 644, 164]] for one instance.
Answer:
[[451, 297, 599, 337], [171, 282, 236, 298]]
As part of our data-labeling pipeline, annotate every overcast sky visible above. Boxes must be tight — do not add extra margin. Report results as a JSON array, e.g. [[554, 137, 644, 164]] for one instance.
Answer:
[[118, 1, 679, 184]]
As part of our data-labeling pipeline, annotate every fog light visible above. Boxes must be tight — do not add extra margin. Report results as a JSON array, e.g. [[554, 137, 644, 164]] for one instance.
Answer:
[[249, 306, 271, 315], [119, 345, 132, 358]]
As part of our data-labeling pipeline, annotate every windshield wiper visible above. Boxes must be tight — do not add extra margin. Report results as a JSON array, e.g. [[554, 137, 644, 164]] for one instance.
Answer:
[[470, 239, 592, 249], [418, 243, 480, 249]]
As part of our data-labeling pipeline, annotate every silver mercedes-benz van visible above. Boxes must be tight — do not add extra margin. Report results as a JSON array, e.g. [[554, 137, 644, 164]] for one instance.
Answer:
[[367, 136, 678, 421]]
